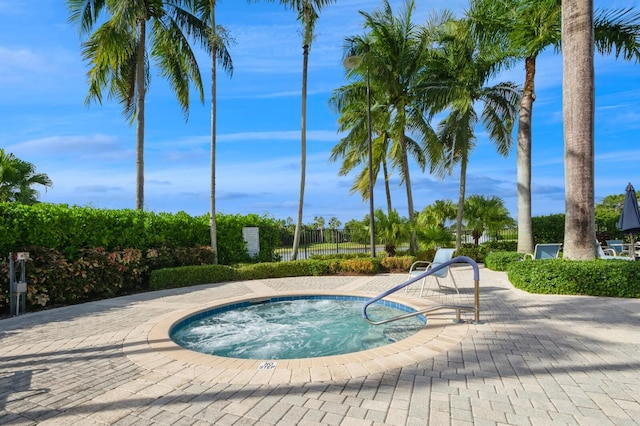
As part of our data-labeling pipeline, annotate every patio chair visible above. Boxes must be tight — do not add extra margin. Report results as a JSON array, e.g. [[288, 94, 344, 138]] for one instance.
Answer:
[[522, 243, 561, 260], [597, 241, 632, 260], [605, 240, 625, 255], [407, 248, 458, 296]]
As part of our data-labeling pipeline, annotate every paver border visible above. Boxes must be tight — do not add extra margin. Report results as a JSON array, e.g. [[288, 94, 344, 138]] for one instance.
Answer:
[[123, 290, 469, 385]]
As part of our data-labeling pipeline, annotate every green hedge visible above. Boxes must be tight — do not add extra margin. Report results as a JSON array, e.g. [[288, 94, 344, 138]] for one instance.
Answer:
[[0, 203, 281, 264], [484, 251, 523, 271], [507, 258, 640, 297]]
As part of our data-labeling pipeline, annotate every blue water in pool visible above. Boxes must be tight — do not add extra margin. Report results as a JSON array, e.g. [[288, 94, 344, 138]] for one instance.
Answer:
[[171, 297, 425, 359]]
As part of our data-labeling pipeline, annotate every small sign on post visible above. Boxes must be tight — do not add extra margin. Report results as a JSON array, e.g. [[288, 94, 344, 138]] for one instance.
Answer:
[[242, 227, 260, 258], [9, 252, 29, 316]]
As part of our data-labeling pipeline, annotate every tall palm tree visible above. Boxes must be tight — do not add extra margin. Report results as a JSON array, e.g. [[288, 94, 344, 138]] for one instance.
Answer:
[[562, 0, 596, 259], [251, 0, 336, 260], [355, 0, 436, 254], [329, 74, 412, 217], [67, 0, 207, 210], [422, 16, 521, 250], [467, 0, 640, 254], [0, 149, 53, 204], [191, 0, 234, 264]]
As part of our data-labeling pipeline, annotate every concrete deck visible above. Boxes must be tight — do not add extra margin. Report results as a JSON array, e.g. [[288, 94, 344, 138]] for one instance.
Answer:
[[1, 265, 640, 425]]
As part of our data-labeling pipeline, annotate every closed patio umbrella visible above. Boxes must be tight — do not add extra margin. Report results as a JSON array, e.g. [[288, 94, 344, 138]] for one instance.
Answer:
[[618, 182, 640, 260]]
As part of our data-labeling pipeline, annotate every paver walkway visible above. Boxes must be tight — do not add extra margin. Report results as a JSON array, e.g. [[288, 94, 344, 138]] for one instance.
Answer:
[[1, 266, 640, 425]]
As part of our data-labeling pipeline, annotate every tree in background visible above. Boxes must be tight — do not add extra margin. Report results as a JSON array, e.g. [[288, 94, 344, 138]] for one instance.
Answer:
[[252, 0, 336, 260], [421, 15, 521, 250], [374, 209, 409, 257], [0, 149, 52, 205], [467, 0, 640, 254], [414, 199, 456, 249], [191, 0, 234, 264], [463, 195, 515, 246], [67, 0, 207, 210]]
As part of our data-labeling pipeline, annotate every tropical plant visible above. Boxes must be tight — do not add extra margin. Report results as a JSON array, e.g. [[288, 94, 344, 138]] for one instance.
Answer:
[[338, 0, 436, 254], [414, 199, 456, 249], [190, 0, 234, 264], [562, 0, 596, 259], [466, 0, 640, 254], [67, 0, 208, 210], [0, 149, 52, 205], [421, 15, 521, 250], [374, 209, 409, 257], [463, 194, 516, 246], [251, 0, 336, 260]]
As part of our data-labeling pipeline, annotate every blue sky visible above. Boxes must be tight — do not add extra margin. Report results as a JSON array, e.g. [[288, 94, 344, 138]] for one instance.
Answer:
[[1, 0, 639, 226]]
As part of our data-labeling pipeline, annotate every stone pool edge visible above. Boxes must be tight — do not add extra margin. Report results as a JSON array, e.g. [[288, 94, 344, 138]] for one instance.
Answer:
[[123, 290, 469, 385]]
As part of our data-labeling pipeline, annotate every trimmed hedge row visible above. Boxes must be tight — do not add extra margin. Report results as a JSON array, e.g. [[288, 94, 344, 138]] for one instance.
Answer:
[[0, 203, 282, 264], [507, 258, 640, 298]]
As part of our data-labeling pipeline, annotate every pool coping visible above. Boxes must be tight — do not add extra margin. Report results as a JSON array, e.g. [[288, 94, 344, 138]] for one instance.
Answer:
[[123, 290, 469, 385]]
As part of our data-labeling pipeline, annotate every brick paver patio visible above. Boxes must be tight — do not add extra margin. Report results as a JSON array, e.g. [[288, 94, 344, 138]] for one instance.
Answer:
[[1, 265, 639, 425]]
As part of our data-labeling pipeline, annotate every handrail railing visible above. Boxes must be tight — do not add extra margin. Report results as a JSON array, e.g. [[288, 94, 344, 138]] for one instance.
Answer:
[[362, 256, 481, 325]]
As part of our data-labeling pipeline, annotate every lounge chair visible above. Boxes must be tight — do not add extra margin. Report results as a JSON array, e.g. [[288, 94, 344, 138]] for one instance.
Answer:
[[522, 243, 561, 260], [407, 248, 458, 296], [597, 241, 632, 260], [605, 240, 625, 255]]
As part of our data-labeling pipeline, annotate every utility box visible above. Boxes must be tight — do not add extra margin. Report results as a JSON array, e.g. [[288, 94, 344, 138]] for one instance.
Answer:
[[9, 252, 29, 316]]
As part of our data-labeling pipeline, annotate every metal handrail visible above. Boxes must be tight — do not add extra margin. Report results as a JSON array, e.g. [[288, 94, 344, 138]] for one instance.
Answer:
[[362, 256, 481, 325]]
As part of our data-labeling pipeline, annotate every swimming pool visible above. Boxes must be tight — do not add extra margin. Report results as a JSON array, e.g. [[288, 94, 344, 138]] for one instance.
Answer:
[[170, 295, 426, 359]]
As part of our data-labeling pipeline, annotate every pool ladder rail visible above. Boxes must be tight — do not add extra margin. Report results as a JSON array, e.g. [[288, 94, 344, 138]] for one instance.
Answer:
[[362, 256, 481, 325]]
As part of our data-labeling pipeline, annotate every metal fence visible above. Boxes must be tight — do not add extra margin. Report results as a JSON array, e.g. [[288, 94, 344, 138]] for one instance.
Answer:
[[276, 228, 518, 261]]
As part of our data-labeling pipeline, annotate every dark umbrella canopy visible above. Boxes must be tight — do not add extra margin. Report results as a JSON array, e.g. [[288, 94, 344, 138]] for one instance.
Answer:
[[619, 183, 640, 234], [618, 183, 640, 260]]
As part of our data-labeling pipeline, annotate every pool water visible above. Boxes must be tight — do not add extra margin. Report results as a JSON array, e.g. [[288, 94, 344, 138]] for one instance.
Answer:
[[171, 298, 425, 359]]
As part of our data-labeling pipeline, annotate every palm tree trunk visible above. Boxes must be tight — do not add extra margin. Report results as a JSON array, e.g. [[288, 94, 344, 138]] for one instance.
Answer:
[[382, 157, 392, 216], [455, 152, 468, 250], [291, 41, 309, 261], [517, 55, 536, 254], [562, 0, 596, 260], [400, 132, 417, 254], [209, 2, 219, 264], [135, 19, 146, 211]]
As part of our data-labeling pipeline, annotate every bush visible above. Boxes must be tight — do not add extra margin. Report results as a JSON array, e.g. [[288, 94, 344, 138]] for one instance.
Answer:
[[150, 264, 239, 290], [484, 251, 523, 271], [380, 255, 415, 272], [532, 214, 565, 244], [482, 240, 517, 252], [507, 258, 640, 297], [454, 244, 487, 263]]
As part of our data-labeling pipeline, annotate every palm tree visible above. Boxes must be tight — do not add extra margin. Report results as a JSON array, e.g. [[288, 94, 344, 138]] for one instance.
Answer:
[[422, 16, 521, 250], [0, 149, 53, 204], [414, 199, 456, 249], [467, 0, 640, 254], [463, 194, 515, 246], [351, 0, 436, 254], [329, 73, 410, 217], [562, 0, 596, 259], [251, 0, 336, 260], [67, 0, 208, 210], [191, 0, 234, 264], [374, 208, 410, 257]]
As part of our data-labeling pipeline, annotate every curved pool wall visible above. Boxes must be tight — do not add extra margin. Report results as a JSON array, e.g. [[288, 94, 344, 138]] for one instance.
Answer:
[[139, 290, 469, 385], [169, 295, 427, 359]]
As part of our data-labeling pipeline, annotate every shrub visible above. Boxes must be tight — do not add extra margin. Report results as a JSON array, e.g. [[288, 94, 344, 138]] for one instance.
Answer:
[[482, 240, 517, 252], [150, 264, 238, 291], [532, 214, 565, 244], [454, 244, 487, 263], [337, 258, 382, 274], [380, 255, 415, 272], [484, 251, 523, 271], [507, 258, 640, 297]]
